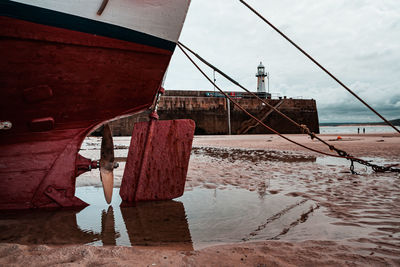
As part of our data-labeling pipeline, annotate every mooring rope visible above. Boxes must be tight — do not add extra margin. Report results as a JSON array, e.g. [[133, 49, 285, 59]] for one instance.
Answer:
[[178, 42, 342, 153], [239, 0, 400, 135], [177, 43, 400, 174]]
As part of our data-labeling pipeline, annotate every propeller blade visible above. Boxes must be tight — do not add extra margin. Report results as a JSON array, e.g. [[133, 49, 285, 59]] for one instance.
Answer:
[[100, 169, 113, 204], [100, 124, 114, 204]]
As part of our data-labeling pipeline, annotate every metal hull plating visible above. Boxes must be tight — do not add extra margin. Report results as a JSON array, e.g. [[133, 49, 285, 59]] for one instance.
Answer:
[[0, 1, 190, 209]]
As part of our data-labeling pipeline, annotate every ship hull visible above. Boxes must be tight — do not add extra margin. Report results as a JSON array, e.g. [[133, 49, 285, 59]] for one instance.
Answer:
[[0, 0, 190, 209]]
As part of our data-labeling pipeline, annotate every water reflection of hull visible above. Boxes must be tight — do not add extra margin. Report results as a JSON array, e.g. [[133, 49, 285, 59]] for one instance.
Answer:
[[0, 201, 192, 249], [0, 209, 99, 245]]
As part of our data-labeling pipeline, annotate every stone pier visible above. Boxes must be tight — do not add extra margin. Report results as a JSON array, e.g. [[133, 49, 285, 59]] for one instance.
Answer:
[[109, 90, 319, 136]]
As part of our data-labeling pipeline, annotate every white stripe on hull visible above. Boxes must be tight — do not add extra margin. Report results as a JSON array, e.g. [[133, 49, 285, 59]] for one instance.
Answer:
[[10, 0, 190, 42]]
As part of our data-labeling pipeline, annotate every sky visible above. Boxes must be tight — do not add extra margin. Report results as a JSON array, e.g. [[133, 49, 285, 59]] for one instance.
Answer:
[[164, 0, 400, 123]]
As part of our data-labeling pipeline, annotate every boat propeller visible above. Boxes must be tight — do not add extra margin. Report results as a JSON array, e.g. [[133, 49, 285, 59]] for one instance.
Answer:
[[100, 123, 117, 204]]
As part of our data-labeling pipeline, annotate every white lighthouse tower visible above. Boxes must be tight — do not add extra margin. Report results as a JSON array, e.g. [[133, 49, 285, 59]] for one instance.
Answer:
[[255, 62, 269, 98]]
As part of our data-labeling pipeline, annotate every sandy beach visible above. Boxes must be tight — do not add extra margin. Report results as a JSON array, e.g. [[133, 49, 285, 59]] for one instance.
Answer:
[[1, 133, 399, 266]]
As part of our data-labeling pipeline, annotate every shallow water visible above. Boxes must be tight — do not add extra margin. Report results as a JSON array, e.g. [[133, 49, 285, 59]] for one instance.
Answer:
[[2, 183, 398, 256], [320, 125, 400, 134], [1, 138, 398, 257], [0, 187, 326, 250]]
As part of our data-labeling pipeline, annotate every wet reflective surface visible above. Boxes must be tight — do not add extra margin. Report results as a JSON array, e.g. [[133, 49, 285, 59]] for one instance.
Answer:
[[1, 138, 399, 257], [0, 187, 323, 250], [1, 179, 399, 257]]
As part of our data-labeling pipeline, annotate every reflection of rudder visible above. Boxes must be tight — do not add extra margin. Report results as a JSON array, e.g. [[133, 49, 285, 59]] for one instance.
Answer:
[[120, 200, 193, 250]]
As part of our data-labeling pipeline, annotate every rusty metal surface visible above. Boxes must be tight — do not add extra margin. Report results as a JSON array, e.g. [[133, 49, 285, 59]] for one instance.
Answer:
[[0, 15, 174, 209], [120, 119, 195, 202], [44, 186, 88, 208]]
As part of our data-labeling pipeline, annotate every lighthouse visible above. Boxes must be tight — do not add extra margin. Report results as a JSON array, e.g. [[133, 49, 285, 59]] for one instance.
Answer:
[[255, 62, 268, 98]]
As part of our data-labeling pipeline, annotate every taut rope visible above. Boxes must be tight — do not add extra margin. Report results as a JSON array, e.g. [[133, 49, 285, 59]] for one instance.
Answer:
[[239, 0, 400, 134], [177, 43, 400, 173]]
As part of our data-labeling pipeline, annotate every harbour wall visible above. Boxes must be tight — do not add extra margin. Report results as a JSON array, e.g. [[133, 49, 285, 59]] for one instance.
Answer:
[[109, 90, 319, 136]]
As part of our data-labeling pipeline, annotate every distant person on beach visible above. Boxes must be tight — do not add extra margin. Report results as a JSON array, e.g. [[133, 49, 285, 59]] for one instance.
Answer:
[[358, 128, 360, 134], [363, 128, 365, 134]]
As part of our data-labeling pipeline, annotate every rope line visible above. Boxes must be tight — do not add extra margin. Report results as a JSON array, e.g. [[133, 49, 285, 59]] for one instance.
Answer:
[[179, 42, 339, 152], [178, 44, 347, 157], [239, 0, 400, 135], [177, 43, 400, 173]]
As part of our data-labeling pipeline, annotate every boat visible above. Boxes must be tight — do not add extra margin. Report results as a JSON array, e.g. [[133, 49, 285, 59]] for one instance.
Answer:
[[0, 0, 192, 209]]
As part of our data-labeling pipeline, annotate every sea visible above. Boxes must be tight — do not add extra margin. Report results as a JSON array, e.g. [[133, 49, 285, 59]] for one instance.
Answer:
[[319, 125, 400, 134]]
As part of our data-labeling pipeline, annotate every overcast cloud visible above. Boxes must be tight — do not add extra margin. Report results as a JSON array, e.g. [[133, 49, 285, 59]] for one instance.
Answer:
[[164, 0, 400, 123]]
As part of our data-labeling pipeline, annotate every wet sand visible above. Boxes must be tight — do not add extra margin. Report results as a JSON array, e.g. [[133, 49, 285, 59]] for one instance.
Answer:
[[1, 134, 399, 266], [193, 133, 400, 159], [1, 240, 398, 266]]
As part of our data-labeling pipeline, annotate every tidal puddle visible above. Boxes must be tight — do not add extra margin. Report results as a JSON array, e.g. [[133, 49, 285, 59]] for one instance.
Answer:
[[0, 187, 320, 249]]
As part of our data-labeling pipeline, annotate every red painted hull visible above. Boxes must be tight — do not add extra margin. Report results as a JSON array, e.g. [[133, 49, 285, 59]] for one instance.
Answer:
[[0, 16, 174, 209], [120, 119, 195, 202]]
